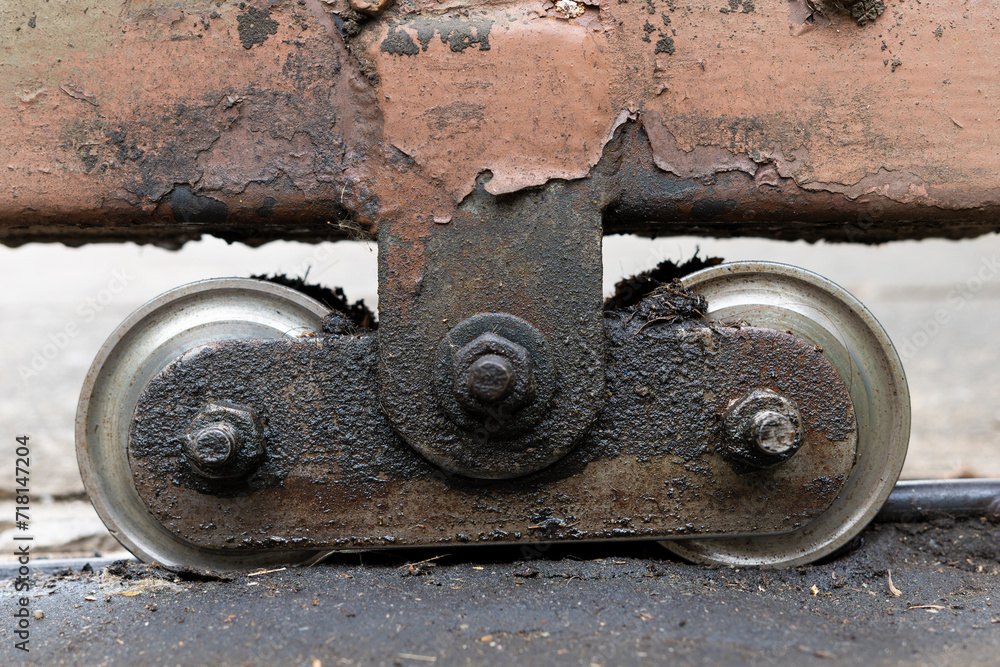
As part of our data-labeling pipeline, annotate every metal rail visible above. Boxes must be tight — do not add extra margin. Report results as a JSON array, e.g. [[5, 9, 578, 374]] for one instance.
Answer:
[[876, 479, 1000, 523]]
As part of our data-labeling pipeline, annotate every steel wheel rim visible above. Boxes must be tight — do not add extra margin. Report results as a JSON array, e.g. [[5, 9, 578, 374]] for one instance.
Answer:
[[76, 278, 330, 570], [660, 261, 910, 567]]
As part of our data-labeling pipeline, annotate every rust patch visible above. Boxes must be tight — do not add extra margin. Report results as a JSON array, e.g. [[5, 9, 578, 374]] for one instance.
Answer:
[[368, 9, 616, 200], [808, 0, 886, 27], [237, 6, 280, 49], [380, 13, 493, 55]]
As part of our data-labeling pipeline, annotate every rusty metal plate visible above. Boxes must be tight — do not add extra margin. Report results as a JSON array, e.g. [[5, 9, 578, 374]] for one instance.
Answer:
[[377, 181, 606, 479], [126, 320, 857, 553], [2, 1, 999, 246]]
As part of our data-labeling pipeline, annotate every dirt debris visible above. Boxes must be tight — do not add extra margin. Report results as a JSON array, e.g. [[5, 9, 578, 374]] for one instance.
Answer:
[[625, 283, 708, 332], [104, 558, 234, 583], [104, 559, 171, 581], [251, 273, 377, 331], [604, 254, 722, 311]]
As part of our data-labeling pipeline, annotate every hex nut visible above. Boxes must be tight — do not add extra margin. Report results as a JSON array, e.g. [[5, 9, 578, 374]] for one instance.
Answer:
[[433, 313, 557, 455], [184, 402, 265, 480], [720, 389, 803, 469], [452, 332, 536, 416]]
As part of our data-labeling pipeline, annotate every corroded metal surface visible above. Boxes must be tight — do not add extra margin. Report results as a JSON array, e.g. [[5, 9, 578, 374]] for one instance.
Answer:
[[661, 261, 910, 566], [2, 0, 999, 246], [75, 278, 334, 570], [126, 317, 857, 552], [1, 0, 381, 246], [377, 181, 606, 479]]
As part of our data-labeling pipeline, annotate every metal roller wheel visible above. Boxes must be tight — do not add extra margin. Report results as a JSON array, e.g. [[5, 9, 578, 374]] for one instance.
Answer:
[[660, 261, 911, 567], [76, 278, 331, 570]]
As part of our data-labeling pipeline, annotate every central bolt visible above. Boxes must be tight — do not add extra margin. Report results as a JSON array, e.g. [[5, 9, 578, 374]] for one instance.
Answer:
[[189, 423, 238, 470], [750, 409, 798, 456], [450, 330, 537, 418], [467, 354, 514, 403]]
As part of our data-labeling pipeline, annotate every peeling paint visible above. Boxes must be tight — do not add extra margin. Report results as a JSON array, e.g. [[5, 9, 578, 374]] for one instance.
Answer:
[[370, 9, 615, 199], [754, 163, 780, 189], [643, 111, 758, 180]]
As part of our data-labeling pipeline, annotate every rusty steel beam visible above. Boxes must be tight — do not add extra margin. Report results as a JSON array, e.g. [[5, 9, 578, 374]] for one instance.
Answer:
[[1, 0, 998, 247]]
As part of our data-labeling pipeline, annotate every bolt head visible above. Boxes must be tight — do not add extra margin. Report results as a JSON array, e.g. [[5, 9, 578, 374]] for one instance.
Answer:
[[189, 423, 238, 469], [184, 402, 265, 480], [720, 389, 803, 469], [467, 354, 514, 403], [452, 332, 536, 416], [750, 410, 798, 456]]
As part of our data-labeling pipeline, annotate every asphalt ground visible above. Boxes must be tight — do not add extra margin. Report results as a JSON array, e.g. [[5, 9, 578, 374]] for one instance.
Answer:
[[2, 518, 999, 666]]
